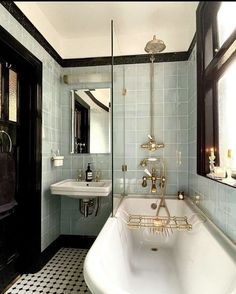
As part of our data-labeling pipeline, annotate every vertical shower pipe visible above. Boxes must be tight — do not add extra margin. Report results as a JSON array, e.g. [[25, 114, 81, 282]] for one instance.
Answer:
[[150, 54, 155, 139], [111, 19, 114, 216], [122, 65, 127, 196]]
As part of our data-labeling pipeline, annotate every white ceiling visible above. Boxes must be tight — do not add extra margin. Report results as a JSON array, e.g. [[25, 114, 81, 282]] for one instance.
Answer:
[[15, 1, 198, 59]]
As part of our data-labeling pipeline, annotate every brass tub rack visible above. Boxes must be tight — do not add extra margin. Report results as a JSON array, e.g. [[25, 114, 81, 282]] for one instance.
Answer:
[[127, 214, 192, 231], [117, 210, 193, 236]]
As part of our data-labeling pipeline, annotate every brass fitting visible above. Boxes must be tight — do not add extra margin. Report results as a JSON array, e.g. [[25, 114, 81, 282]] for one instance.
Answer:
[[160, 176, 166, 189], [142, 176, 147, 187]]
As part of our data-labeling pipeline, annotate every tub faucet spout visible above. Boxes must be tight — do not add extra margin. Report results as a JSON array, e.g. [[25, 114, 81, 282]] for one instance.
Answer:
[[151, 179, 157, 193]]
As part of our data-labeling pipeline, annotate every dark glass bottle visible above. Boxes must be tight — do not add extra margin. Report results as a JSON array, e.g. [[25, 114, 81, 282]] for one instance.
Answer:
[[86, 163, 93, 182]]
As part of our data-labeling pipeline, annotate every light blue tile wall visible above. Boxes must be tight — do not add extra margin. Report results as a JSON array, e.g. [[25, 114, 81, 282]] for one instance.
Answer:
[[60, 66, 112, 235], [113, 61, 189, 196], [188, 46, 236, 243], [0, 5, 62, 251]]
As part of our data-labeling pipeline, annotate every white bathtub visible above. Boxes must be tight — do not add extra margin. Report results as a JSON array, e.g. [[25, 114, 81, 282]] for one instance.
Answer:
[[84, 196, 236, 294]]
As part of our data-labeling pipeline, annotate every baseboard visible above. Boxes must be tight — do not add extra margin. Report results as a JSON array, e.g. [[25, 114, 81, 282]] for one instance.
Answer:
[[39, 237, 62, 270], [0, 259, 19, 293], [39, 234, 96, 270], [58, 234, 96, 249]]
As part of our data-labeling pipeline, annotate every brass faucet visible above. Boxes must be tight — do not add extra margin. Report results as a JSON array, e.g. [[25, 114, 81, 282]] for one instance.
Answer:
[[142, 168, 165, 193]]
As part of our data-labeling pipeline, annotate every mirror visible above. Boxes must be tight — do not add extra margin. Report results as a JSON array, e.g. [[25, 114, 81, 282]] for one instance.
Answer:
[[71, 88, 111, 154]]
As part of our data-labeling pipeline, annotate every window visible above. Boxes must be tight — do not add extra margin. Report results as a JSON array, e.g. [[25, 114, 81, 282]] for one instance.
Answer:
[[9, 69, 18, 122], [0, 61, 18, 123], [197, 2, 236, 187], [217, 2, 236, 47], [218, 59, 236, 171]]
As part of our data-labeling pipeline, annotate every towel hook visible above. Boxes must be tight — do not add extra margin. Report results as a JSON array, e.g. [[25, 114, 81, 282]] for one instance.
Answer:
[[0, 130, 12, 152]]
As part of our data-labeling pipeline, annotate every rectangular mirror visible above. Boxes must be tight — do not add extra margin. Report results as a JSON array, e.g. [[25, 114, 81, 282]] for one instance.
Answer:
[[71, 88, 111, 154]]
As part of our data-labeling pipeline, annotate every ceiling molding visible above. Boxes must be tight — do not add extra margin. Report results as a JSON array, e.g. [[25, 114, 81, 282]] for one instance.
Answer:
[[1, 1, 196, 67]]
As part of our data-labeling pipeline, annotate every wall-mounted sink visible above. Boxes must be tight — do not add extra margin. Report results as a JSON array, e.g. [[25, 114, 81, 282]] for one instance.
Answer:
[[50, 179, 112, 199]]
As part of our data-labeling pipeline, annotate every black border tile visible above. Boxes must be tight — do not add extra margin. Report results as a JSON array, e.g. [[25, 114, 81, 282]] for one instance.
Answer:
[[1, 1, 196, 67]]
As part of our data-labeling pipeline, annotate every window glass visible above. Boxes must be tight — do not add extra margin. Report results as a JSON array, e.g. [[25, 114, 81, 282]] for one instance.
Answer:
[[9, 69, 17, 122], [217, 2, 236, 47], [218, 59, 236, 170]]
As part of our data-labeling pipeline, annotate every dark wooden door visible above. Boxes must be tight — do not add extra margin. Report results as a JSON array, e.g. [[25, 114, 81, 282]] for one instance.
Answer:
[[0, 26, 42, 292]]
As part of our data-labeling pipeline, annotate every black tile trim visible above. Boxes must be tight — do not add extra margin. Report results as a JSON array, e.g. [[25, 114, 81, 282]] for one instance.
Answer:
[[1, 1, 195, 67], [1, 1, 62, 65], [38, 237, 62, 271], [62, 56, 111, 67], [62, 51, 189, 67], [59, 234, 96, 249], [187, 32, 196, 59]]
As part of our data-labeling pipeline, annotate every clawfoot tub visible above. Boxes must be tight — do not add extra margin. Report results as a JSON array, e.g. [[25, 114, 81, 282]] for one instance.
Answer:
[[84, 196, 236, 294]]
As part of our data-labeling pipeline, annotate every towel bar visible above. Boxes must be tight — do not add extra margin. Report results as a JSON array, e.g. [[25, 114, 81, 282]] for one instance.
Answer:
[[0, 130, 12, 152]]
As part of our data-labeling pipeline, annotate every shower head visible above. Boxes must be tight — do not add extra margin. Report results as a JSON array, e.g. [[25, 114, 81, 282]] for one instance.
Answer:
[[145, 35, 166, 54]]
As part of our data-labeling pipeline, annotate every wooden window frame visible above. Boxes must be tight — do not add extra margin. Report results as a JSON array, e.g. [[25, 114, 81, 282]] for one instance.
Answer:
[[197, 2, 236, 182]]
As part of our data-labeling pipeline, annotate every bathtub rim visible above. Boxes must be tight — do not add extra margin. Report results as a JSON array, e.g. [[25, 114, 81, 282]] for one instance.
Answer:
[[185, 196, 236, 263], [114, 194, 236, 262], [83, 217, 130, 294], [84, 195, 236, 293]]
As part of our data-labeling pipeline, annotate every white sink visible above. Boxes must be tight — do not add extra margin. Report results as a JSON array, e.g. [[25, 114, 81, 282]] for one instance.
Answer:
[[50, 179, 112, 198]]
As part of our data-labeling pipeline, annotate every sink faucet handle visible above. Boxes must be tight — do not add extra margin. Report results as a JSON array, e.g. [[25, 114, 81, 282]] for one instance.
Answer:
[[77, 169, 83, 181], [95, 170, 101, 182]]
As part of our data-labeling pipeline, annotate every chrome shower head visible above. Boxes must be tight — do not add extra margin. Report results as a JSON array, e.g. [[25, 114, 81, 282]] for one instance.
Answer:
[[145, 35, 166, 54]]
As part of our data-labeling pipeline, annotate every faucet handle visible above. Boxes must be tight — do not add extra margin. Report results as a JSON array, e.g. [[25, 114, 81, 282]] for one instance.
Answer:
[[160, 176, 166, 189], [77, 169, 83, 181], [95, 170, 101, 182], [142, 176, 147, 187]]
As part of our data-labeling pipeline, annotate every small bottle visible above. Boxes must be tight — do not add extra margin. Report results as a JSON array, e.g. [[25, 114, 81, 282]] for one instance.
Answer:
[[86, 163, 93, 182]]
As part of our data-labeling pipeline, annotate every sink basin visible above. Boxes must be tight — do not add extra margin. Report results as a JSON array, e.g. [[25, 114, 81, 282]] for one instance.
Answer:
[[50, 179, 112, 198]]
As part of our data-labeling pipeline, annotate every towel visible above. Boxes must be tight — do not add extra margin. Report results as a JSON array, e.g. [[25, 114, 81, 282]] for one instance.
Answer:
[[0, 152, 17, 216]]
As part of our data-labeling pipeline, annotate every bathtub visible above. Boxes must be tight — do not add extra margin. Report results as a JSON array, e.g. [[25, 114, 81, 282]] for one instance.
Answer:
[[84, 196, 236, 294]]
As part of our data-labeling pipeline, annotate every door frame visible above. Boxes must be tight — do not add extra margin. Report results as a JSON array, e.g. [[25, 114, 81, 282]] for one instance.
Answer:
[[0, 25, 42, 273]]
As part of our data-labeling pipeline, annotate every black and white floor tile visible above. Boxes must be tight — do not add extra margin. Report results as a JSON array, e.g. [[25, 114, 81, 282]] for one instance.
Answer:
[[5, 248, 91, 294]]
